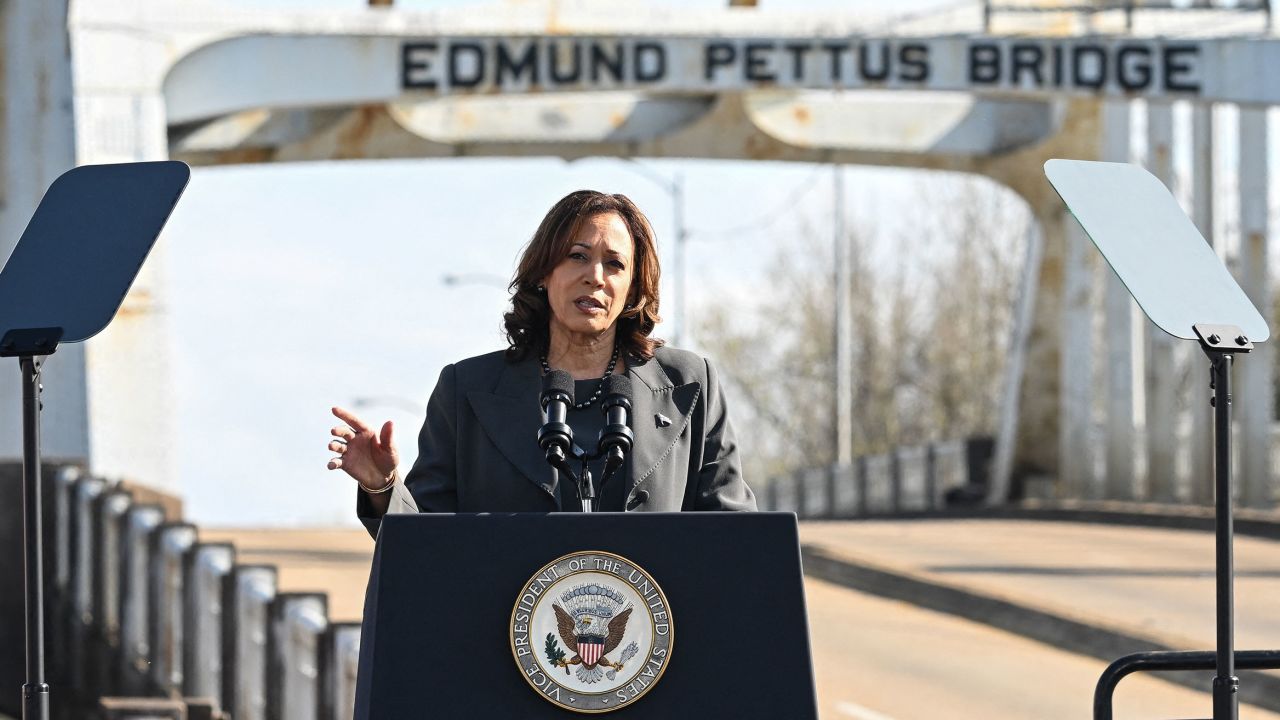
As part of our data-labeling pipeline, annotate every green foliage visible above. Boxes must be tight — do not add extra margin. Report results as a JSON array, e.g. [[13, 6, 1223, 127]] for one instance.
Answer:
[[544, 633, 567, 666]]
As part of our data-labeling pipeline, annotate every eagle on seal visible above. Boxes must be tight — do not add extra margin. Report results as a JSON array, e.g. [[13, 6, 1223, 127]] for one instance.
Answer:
[[552, 603, 633, 684]]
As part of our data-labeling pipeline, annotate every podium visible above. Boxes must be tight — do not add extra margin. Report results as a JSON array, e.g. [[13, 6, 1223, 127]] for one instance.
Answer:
[[355, 512, 818, 718]]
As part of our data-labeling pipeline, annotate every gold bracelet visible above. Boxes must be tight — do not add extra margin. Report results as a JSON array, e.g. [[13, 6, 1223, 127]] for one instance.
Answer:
[[364, 471, 396, 495]]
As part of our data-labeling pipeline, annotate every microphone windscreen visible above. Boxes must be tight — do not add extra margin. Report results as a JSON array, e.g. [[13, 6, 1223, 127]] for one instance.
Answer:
[[541, 369, 576, 405], [600, 374, 632, 400]]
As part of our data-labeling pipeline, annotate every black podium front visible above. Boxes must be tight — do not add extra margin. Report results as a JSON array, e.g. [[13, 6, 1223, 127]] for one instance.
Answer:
[[355, 512, 818, 718]]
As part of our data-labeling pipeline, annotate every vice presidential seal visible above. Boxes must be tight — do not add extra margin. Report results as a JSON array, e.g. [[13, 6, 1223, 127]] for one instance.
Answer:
[[510, 551, 673, 713]]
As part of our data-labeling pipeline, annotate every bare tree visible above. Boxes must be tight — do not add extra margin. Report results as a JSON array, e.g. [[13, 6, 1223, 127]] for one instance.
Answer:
[[695, 173, 1028, 487]]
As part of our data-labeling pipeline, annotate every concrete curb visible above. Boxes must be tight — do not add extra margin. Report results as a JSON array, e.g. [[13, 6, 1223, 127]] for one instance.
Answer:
[[800, 544, 1280, 714], [803, 501, 1280, 541]]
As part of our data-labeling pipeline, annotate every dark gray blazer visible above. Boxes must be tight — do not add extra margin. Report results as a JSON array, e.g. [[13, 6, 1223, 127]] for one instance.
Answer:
[[358, 346, 755, 538]]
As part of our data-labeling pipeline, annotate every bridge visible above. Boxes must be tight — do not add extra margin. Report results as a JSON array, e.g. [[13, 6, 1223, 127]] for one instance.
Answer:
[[1, 0, 1279, 717], [26, 467, 1280, 719], [0, 0, 1276, 508]]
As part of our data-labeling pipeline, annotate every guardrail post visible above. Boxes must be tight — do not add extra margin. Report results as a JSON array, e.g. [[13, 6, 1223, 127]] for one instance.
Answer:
[[763, 479, 778, 511], [826, 464, 838, 519], [269, 592, 329, 720], [69, 476, 106, 697], [965, 436, 996, 499], [793, 468, 807, 519], [856, 456, 868, 516], [890, 449, 903, 513], [322, 622, 361, 720], [801, 467, 827, 518], [52, 467, 79, 604], [51, 466, 80, 693], [93, 488, 133, 697], [149, 523, 198, 696], [224, 564, 278, 720], [926, 444, 939, 511], [118, 504, 166, 696], [183, 542, 235, 707]]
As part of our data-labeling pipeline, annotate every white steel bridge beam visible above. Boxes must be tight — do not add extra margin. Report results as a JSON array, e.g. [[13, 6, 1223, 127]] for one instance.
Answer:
[[0, 0, 85, 466], [1144, 101, 1179, 503], [1102, 99, 1136, 500], [1237, 107, 1275, 508]]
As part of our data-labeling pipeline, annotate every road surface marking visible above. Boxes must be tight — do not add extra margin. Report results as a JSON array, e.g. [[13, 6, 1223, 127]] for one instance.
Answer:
[[836, 700, 897, 720]]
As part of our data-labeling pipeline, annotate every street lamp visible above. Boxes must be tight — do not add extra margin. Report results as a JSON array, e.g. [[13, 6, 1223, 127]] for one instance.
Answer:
[[832, 164, 852, 467], [352, 395, 425, 417], [441, 272, 510, 289]]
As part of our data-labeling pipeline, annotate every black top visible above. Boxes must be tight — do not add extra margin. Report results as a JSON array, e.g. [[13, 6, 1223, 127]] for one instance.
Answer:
[[555, 378, 629, 511], [355, 346, 757, 541]]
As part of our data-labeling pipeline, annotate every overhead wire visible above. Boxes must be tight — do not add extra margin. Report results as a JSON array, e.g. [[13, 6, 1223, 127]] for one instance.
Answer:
[[685, 165, 827, 243]]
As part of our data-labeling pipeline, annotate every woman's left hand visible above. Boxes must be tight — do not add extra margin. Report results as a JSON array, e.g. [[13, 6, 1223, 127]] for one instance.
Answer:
[[328, 406, 400, 492]]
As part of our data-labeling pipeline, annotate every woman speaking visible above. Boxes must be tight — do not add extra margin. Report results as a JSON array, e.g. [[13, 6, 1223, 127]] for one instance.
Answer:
[[326, 190, 755, 537]]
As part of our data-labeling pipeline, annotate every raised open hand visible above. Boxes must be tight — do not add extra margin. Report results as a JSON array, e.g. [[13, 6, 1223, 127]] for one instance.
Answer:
[[328, 406, 400, 492]]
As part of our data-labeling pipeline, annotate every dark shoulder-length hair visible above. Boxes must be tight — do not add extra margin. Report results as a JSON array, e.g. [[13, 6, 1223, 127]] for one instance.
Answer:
[[504, 190, 664, 362]]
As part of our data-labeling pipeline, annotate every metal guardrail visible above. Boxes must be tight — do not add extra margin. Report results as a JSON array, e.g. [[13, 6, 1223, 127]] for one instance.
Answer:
[[94, 489, 133, 696], [230, 564, 278, 720], [151, 523, 198, 695], [271, 593, 328, 720], [70, 476, 107, 698], [760, 438, 989, 519], [120, 504, 165, 696], [323, 623, 362, 720], [184, 542, 235, 700], [47, 470, 364, 720], [46, 439, 984, 717]]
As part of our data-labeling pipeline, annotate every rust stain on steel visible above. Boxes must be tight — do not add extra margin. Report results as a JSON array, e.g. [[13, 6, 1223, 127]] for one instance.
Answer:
[[334, 105, 383, 159], [114, 289, 155, 318], [743, 132, 786, 161], [545, 0, 565, 35], [1245, 231, 1267, 280], [182, 147, 277, 167]]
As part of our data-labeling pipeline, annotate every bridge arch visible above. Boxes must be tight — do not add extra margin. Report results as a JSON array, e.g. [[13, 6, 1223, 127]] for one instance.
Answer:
[[3, 0, 1273, 509]]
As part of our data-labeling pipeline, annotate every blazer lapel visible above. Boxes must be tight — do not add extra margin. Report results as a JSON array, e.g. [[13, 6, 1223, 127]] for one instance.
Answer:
[[466, 358, 558, 501], [627, 357, 702, 497]]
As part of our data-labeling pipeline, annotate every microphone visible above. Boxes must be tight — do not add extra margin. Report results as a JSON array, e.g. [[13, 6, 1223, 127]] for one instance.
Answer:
[[537, 370, 575, 467], [597, 375, 634, 484]]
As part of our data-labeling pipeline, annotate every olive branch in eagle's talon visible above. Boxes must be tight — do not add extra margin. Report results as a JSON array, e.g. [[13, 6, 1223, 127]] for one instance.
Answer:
[[544, 633, 572, 675]]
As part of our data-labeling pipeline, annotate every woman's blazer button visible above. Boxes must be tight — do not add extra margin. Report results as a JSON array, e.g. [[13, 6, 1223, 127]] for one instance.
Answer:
[[626, 491, 649, 510]]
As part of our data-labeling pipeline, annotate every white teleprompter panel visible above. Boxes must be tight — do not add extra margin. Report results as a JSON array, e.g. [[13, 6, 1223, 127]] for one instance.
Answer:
[[1045, 159, 1268, 342]]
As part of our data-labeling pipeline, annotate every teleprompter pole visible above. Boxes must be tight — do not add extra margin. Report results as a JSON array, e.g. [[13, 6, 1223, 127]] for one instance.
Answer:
[[0, 160, 190, 719], [20, 355, 49, 720], [1195, 323, 1253, 720], [1210, 349, 1237, 720]]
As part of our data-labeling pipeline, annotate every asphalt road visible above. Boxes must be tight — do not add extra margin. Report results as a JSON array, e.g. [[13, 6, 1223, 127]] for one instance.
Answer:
[[805, 577, 1279, 720], [205, 520, 1280, 719], [799, 518, 1280, 656]]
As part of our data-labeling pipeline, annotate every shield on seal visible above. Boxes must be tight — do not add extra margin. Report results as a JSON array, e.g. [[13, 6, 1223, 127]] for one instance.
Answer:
[[579, 636, 604, 667]]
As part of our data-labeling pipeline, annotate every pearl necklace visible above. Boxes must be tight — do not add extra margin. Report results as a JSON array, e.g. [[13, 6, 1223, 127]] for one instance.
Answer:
[[540, 344, 621, 410]]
